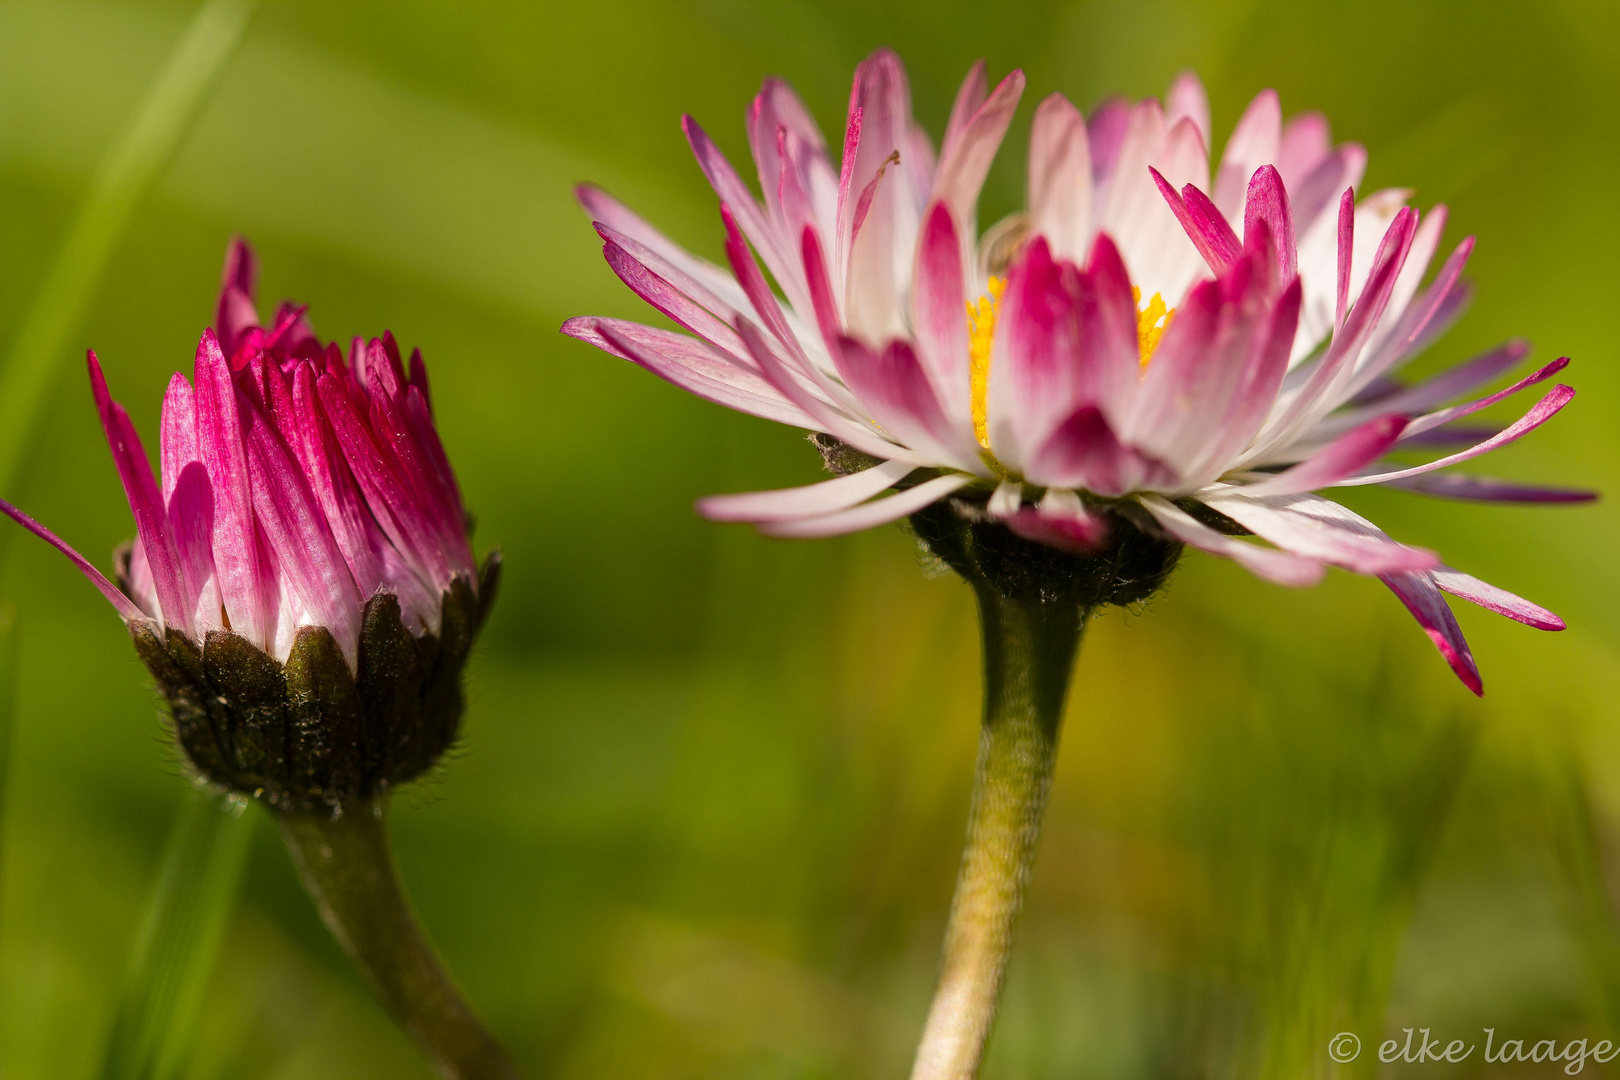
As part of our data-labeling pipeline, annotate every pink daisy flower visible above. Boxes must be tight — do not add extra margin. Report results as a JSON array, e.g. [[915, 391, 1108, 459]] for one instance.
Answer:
[[564, 53, 1590, 694]]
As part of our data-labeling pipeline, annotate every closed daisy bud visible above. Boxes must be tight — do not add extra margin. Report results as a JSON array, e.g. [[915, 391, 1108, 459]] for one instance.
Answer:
[[1, 238, 499, 812], [1, 238, 520, 1077]]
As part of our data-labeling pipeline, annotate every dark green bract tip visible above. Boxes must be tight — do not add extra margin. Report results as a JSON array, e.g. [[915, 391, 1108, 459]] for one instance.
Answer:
[[130, 553, 501, 813]]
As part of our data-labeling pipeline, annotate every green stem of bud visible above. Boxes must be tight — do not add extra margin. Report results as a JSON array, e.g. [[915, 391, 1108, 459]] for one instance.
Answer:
[[276, 800, 523, 1080], [909, 584, 1088, 1080]]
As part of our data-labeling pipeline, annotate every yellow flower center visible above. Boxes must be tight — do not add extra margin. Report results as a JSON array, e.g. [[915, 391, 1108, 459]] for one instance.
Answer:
[[1132, 286, 1174, 367], [964, 278, 1175, 453], [967, 275, 1006, 449]]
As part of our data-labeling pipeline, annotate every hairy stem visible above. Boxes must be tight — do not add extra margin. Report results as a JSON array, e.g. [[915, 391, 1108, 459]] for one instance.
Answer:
[[276, 800, 523, 1080], [909, 585, 1088, 1080]]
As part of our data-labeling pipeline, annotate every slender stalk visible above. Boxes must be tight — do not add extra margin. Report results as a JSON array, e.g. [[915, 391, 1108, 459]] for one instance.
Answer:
[[276, 800, 523, 1080], [910, 585, 1088, 1080]]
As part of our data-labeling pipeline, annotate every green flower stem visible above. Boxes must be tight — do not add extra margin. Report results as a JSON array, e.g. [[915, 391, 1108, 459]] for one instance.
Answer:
[[276, 800, 523, 1080], [909, 584, 1088, 1080]]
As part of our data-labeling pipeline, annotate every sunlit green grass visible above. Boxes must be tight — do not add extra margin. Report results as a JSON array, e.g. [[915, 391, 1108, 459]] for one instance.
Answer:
[[0, 1, 1617, 1077]]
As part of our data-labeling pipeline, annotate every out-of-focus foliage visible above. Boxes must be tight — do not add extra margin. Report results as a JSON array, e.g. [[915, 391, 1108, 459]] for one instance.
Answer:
[[96, 793, 251, 1080], [0, 0, 253, 492], [0, 1, 1615, 1077], [0, 602, 16, 935]]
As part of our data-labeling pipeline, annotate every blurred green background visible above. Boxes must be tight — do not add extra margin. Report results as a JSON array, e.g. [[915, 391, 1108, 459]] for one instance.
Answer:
[[0, 0, 1615, 1076]]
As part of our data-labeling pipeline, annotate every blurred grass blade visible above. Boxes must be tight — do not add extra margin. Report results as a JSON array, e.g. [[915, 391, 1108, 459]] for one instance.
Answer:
[[0, 603, 17, 936], [0, 0, 258, 495], [0, 2, 259, 1068], [97, 791, 253, 1080], [1542, 752, 1620, 1039]]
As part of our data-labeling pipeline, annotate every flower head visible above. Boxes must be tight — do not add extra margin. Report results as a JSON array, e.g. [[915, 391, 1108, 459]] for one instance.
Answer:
[[563, 54, 1591, 693], [1, 238, 497, 809]]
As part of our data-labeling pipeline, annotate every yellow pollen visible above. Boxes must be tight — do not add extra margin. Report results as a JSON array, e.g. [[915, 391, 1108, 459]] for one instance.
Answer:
[[1133, 286, 1175, 367], [967, 275, 1006, 449], [964, 278, 1174, 452]]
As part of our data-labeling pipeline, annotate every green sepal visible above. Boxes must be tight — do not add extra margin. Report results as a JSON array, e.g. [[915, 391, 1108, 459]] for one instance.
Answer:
[[355, 591, 429, 791], [908, 497, 1182, 608], [1178, 498, 1252, 536], [201, 629, 289, 796], [807, 434, 1182, 609], [284, 625, 366, 804], [475, 550, 502, 631]]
